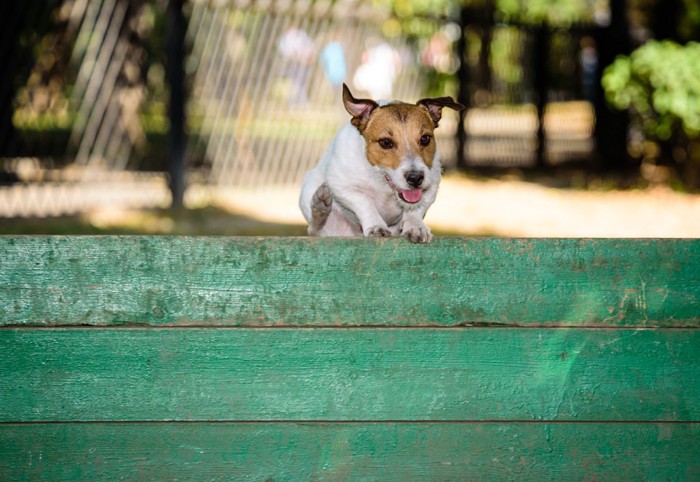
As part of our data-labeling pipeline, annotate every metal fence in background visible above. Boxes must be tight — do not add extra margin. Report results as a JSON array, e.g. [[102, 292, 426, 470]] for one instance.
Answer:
[[1, 0, 456, 217], [1, 0, 174, 217], [184, 0, 454, 192], [0, 0, 608, 218]]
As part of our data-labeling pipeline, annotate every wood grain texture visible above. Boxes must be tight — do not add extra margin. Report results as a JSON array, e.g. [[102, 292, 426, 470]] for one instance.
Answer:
[[2, 236, 698, 480], [2, 328, 698, 422], [0, 236, 698, 327], [1, 422, 698, 481]]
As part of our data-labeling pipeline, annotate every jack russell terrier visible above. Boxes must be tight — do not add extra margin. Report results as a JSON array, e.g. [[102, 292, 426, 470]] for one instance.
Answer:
[[299, 84, 463, 243]]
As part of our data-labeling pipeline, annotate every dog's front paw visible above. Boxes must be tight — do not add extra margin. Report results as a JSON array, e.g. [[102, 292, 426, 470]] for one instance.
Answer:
[[400, 222, 433, 243], [366, 225, 392, 238]]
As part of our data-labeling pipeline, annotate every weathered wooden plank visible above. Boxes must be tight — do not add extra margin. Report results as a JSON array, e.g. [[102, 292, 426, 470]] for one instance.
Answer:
[[1, 422, 698, 480], [0, 237, 698, 327], [1, 328, 698, 422]]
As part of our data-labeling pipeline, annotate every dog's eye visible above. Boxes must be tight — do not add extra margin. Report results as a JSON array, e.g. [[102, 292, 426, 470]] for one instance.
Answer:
[[419, 135, 432, 146], [378, 138, 394, 149]]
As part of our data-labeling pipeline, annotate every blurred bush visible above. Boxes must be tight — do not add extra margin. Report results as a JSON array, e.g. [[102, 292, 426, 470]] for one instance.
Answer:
[[602, 40, 700, 185], [603, 40, 700, 140]]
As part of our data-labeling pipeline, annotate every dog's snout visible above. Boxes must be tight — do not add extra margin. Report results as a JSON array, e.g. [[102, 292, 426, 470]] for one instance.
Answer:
[[405, 171, 424, 188]]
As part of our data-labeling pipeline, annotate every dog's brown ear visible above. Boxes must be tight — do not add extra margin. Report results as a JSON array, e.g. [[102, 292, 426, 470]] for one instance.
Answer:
[[417, 97, 464, 127], [343, 83, 378, 131]]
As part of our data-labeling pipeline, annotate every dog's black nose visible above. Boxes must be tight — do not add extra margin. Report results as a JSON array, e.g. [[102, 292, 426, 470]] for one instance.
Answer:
[[405, 171, 424, 188]]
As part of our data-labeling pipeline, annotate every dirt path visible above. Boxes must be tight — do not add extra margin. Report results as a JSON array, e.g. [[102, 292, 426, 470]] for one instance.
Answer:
[[211, 173, 700, 237]]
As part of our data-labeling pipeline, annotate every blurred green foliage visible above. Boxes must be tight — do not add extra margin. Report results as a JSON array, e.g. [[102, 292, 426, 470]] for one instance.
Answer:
[[678, 0, 700, 41], [602, 41, 700, 141], [377, 0, 604, 25], [495, 0, 603, 25]]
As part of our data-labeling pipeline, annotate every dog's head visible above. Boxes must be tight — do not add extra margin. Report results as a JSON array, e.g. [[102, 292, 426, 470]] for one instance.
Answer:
[[342, 84, 463, 204]]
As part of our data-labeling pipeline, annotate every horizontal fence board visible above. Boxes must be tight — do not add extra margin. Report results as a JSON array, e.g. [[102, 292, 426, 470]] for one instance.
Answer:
[[0, 237, 698, 327], [1, 422, 698, 481], [1, 328, 698, 423]]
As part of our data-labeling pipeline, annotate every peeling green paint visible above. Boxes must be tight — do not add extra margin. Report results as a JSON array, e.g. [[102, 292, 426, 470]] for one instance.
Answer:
[[0, 236, 698, 480], [0, 237, 698, 327]]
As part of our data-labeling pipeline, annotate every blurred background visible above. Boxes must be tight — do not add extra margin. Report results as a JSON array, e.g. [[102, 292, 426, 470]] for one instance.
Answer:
[[1, 0, 699, 236]]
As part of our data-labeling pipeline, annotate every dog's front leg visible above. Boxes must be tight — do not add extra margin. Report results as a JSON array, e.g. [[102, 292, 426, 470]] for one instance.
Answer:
[[399, 209, 433, 243], [337, 192, 392, 237]]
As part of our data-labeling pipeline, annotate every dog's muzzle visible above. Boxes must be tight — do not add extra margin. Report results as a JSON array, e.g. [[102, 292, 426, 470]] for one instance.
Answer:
[[385, 175, 422, 204]]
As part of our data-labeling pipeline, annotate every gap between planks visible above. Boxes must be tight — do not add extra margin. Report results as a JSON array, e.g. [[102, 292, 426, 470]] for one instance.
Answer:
[[2, 324, 699, 330], [3, 420, 700, 426]]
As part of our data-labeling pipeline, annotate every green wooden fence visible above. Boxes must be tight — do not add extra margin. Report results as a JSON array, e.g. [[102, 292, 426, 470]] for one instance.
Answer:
[[1, 237, 699, 480]]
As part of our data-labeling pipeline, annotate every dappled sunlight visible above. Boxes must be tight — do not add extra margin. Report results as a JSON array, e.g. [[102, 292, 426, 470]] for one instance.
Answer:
[[3, 172, 699, 237], [183, 173, 700, 238], [186, 184, 306, 227], [427, 174, 700, 237], [3, 0, 700, 232], [81, 203, 307, 236]]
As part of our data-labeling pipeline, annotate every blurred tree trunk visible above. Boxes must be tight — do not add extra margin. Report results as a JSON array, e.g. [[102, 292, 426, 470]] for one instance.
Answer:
[[455, 7, 470, 170], [652, 0, 681, 42], [533, 26, 549, 168], [456, 2, 494, 170], [167, 0, 186, 208], [594, 0, 631, 169]]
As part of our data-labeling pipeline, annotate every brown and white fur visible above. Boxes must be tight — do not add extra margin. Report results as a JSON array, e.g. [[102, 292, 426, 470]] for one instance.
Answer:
[[299, 84, 463, 243]]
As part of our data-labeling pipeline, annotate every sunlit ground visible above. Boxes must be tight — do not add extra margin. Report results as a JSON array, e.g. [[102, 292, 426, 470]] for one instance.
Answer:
[[207, 172, 700, 238], [2, 171, 699, 237]]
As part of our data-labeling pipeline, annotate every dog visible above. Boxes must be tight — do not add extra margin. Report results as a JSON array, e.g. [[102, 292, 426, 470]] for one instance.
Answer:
[[299, 84, 463, 243]]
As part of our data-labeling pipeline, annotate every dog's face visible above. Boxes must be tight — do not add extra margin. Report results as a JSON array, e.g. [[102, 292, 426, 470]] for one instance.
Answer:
[[342, 84, 463, 205]]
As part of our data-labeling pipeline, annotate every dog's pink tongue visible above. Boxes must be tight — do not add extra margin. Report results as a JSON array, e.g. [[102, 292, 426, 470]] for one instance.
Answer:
[[401, 189, 422, 203]]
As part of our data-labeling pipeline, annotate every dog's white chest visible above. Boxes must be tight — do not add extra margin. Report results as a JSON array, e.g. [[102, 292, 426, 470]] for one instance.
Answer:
[[375, 192, 403, 227]]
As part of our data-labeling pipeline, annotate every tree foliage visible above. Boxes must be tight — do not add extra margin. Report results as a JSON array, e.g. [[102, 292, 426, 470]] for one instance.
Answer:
[[495, 0, 603, 25], [602, 40, 700, 141], [376, 0, 604, 26]]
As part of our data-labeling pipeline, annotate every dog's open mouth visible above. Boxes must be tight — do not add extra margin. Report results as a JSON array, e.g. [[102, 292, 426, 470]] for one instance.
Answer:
[[385, 176, 422, 204], [399, 189, 422, 203]]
